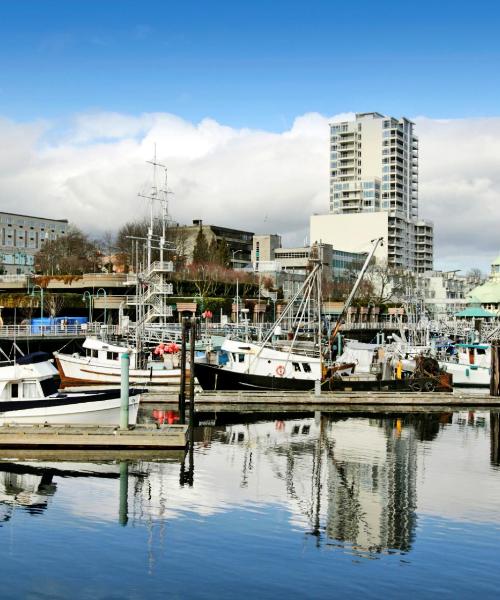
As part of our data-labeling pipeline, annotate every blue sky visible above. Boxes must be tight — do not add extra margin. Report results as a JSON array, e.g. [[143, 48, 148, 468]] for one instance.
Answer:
[[0, 0, 499, 271], [1, 0, 499, 129]]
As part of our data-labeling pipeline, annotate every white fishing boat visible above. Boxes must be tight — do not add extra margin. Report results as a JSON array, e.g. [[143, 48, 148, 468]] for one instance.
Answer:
[[195, 239, 383, 391], [0, 352, 142, 425], [54, 337, 181, 386], [439, 343, 491, 388]]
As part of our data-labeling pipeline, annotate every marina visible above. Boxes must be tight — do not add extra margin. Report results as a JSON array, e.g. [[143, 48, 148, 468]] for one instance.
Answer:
[[2, 3, 500, 598]]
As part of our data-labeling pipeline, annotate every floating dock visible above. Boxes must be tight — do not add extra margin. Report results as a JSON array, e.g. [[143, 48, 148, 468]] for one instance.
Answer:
[[191, 390, 499, 407], [0, 424, 188, 449]]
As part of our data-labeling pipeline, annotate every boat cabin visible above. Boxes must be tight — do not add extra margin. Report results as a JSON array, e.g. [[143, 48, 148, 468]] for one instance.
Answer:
[[82, 338, 138, 369], [453, 343, 490, 369], [219, 339, 321, 380], [0, 354, 59, 400]]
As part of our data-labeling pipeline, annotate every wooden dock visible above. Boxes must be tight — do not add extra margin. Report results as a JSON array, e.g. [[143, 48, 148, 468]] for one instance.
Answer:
[[0, 424, 188, 449], [193, 390, 499, 407]]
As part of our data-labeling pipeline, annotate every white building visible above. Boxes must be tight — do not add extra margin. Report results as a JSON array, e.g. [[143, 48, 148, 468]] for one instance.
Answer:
[[417, 270, 469, 319], [312, 112, 433, 273]]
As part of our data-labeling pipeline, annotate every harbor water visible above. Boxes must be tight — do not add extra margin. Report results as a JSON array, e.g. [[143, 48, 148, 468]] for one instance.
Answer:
[[0, 408, 499, 599]]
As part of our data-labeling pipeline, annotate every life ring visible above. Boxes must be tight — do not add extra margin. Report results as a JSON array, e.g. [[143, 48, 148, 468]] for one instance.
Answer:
[[276, 365, 285, 377]]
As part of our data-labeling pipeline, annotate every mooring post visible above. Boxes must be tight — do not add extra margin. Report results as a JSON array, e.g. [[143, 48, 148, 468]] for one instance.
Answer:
[[119, 461, 129, 526], [490, 342, 500, 397], [188, 317, 196, 426], [120, 352, 130, 429], [314, 379, 321, 397], [179, 318, 187, 424]]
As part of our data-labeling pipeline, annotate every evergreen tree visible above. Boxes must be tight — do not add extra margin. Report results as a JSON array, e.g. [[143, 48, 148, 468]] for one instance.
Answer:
[[216, 238, 231, 268], [192, 227, 210, 264]]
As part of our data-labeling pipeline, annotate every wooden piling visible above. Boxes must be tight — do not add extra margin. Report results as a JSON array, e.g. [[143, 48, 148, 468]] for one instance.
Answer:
[[188, 317, 196, 425], [491, 341, 500, 397], [178, 318, 187, 423]]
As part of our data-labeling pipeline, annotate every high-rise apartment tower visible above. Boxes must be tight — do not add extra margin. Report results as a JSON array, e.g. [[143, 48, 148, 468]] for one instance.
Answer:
[[314, 112, 433, 272]]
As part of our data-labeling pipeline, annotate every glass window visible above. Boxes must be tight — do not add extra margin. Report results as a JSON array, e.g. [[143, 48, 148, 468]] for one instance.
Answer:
[[22, 382, 38, 399]]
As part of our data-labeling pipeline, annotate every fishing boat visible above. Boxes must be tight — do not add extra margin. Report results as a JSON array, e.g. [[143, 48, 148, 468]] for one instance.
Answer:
[[195, 238, 451, 393], [54, 337, 181, 386], [438, 343, 490, 388], [0, 352, 143, 425]]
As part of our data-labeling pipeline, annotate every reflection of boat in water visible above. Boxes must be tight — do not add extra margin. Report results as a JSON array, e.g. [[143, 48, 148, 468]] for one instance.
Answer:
[[0, 463, 56, 518], [0, 352, 142, 425], [0, 459, 148, 524], [218, 414, 418, 553]]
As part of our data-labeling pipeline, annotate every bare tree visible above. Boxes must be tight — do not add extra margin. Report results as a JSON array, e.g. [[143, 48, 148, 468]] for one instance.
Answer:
[[44, 293, 66, 318], [35, 226, 102, 275]]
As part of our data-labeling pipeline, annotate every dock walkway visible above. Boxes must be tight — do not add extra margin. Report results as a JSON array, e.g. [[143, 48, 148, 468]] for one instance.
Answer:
[[193, 390, 498, 407], [0, 424, 188, 449]]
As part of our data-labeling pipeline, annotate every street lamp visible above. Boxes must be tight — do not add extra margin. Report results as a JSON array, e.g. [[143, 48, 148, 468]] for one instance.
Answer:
[[31, 285, 44, 321], [82, 290, 93, 324], [96, 288, 107, 325], [232, 249, 242, 267]]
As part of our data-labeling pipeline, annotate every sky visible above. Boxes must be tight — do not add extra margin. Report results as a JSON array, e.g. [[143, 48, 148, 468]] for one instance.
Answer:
[[0, 0, 499, 272]]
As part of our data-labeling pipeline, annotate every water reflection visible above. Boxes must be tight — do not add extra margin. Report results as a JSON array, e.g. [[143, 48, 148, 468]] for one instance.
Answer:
[[0, 410, 498, 557], [490, 411, 500, 467]]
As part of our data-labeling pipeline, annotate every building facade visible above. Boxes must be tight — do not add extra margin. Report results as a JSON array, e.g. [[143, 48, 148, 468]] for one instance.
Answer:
[[252, 234, 366, 279], [0, 211, 68, 274], [467, 255, 500, 314], [176, 219, 254, 268], [323, 112, 433, 273], [251, 234, 282, 265]]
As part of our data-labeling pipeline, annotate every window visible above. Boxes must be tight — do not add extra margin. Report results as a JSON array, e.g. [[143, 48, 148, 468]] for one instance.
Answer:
[[22, 381, 38, 399], [302, 363, 312, 373], [292, 362, 301, 372]]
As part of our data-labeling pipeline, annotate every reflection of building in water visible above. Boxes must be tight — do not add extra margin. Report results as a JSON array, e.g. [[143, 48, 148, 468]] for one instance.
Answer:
[[323, 418, 417, 553], [125, 416, 420, 554]]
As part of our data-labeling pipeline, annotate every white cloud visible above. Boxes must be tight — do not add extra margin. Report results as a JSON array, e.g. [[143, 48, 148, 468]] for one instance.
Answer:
[[0, 111, 498, 272]]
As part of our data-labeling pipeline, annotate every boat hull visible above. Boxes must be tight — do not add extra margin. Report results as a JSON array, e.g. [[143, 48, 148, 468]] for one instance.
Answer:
[[439, 362, 490, 387], [194, 362, 317, 391], [54, 354, 181, 386], [0, 390, 142, 426]]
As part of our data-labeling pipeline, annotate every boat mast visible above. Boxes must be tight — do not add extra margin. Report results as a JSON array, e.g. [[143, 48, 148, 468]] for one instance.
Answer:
[[329, 237, 383, 347]]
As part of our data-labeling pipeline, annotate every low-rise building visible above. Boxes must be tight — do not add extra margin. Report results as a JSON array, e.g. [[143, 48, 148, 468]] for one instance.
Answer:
[[467, 255, 500, 314], [175, 219, 254, 268], [0, 211, 68, 274], [417, 270, 469, 319]]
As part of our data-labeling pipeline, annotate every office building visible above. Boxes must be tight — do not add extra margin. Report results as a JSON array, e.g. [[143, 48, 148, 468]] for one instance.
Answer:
[[0, 211, 68, 275]]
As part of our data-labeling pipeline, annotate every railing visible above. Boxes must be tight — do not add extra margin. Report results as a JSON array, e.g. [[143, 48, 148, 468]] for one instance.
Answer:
[[142, 261, 174, 278], [341, 321, 403, 331], [0, 323, 87, 338], [0, 274, 28, 283]]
